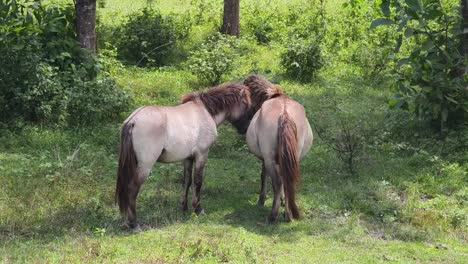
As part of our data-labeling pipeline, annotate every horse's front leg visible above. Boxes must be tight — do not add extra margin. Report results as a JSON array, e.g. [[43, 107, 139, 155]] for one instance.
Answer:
[[180, 158, 193, 212], [192, 153, 208, 215], [257, 161, 267, 206]]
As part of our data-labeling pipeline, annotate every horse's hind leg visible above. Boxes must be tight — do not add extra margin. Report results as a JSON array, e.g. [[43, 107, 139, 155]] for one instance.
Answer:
[[192, 152, 208, 215], [127, 166, 151, 231], [266, 160, 281, 223], [257, 162, 267, 206], [127, 145, 163, 231], [180, 158, 193, 212]]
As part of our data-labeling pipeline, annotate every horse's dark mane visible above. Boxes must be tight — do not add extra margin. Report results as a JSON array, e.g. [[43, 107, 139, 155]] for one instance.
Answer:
[[243, 74, 284, 115], [182, 83, 250, 117]]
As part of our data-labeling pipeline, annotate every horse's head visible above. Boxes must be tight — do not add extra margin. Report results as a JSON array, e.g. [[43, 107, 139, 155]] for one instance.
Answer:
[[244, 74, 284, 119], [183, 83, 253, 134], [227, 85, 251, 134]]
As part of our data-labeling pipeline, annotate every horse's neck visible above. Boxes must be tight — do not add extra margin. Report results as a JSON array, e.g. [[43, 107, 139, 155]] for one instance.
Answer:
[[212, 111, 227, 126]]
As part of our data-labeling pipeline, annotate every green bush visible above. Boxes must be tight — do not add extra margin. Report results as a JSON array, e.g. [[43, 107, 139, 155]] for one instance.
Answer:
[[0, 1, 131, 126], [187, 32, 240, 86], [67, 72, 131, 125], [374, 0, 467, 131], [280, 37, 324, 82], [113, 7, 190, 67]]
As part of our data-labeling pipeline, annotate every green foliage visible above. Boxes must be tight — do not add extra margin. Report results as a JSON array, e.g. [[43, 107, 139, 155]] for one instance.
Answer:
[[241, 1, 288, 44], [187, 32, 240, 86], [66, 70, 132, 125], [189, 0, 223, 28], [0, 0, 131, 126], [113, 7, 190, 67], [241, 1, 324, 45], [280, 37, 324, 82], [375, 0, 467, 131]]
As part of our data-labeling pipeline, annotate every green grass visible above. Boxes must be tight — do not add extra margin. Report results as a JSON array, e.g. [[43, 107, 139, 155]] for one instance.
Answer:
[[2, 0, 468, 263]]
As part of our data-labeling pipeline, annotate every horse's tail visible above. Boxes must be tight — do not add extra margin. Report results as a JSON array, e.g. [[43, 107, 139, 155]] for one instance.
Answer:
[[278, 110, 300, 219], [115, 121, 137, 217]]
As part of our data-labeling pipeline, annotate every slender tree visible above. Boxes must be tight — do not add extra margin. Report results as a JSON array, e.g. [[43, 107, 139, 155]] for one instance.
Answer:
[[461, 0, 468, 75], [74, 0, 97, 54], [221, 0, 240, 37]]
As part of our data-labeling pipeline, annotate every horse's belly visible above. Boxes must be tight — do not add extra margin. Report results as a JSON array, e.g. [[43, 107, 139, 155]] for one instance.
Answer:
[[157, 145, 192, 163], [246, 123, 263, 159]]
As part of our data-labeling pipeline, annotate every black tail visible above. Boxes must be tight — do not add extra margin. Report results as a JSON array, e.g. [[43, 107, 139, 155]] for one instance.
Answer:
[[115, 122, 137, 216], [278, 111, 300, 219]]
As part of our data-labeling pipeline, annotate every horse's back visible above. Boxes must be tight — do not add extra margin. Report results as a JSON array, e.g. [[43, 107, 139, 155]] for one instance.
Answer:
[[125, 102, 217, 163], [161, 102, 217, 161]]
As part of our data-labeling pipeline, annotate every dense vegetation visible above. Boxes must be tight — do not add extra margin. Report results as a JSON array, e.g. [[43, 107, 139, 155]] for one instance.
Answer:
[[1, 0, 466, 262], [0, 1, 131, 126]]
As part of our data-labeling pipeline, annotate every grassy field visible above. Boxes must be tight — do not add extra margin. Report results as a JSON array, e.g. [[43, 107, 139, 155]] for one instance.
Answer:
[[1, 0, 467, 263]]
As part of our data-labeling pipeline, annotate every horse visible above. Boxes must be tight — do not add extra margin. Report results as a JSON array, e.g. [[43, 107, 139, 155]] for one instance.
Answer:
[[244, 75, 313, 222], [115, 83, 252, 231]]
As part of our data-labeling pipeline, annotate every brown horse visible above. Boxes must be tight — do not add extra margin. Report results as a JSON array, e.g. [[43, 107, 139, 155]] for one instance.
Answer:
[[116, 83, 251, 231], [244, 75, 313, 222]]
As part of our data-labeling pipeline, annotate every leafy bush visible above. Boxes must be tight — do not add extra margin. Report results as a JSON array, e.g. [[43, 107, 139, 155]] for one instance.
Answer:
[[187, 32, 240, 86], [280, 37, 324, 82], [113, 7, 190, 67], [0, 1, 131, 126], [67, 71, 131, 125], [374, 0, 467, 131]]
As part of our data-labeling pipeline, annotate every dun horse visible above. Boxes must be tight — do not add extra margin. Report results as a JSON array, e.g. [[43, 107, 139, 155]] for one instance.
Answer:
[[244, 75, 313, 222], [116, 83, 251, 231]]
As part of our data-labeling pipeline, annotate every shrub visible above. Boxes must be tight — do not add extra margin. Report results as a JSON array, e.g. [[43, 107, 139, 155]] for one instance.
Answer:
[[113, 8, 190, 67], [312, 88, 385, 176], [67, 71, 131, 125], [0, 1, 131, 126], [374, 0, 467, 132], [280, 37, 324, 82], [187, 32, 240, 86]]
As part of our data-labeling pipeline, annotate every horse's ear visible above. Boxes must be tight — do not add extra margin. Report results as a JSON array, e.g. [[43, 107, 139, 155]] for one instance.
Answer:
[[241, 86, 252, 107]]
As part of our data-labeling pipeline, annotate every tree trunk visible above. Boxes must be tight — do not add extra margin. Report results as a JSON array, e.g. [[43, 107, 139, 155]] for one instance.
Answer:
[[221, 0, 240, 37], [75, 0, 97, 54], [462, 0, 468, 75]]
